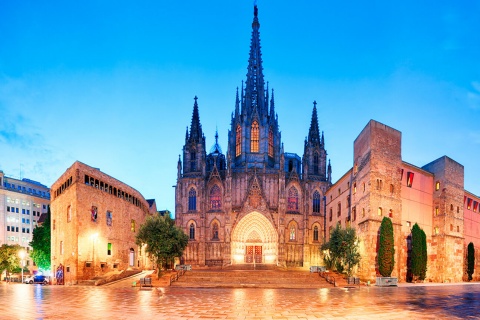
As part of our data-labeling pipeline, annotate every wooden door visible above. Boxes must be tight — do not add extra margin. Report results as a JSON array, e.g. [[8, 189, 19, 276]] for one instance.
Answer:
[[245, 246, 253, 263], [254, 246, 262, 263]]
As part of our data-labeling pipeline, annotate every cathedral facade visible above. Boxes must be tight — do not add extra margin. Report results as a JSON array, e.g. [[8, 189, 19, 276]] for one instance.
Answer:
[[175, 6, 330, 268]]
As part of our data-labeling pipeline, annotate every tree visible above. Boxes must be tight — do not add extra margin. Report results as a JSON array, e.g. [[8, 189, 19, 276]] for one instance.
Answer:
[[135, 215, 188, 279], [378, 217, 395, 277], [321, 224, 360, 276], [0, 244, 23, 280], [411, 223, 427, 281], [29, 206, 51, 271], [467, 242, 475, 281]]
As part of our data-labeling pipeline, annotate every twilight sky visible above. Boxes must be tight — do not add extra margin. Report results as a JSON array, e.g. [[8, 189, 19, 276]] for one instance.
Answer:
[[1, 1, 479, 213]]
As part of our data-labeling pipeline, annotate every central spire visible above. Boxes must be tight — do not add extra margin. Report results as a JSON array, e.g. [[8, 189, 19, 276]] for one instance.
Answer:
[[244, 4, 266, 118]]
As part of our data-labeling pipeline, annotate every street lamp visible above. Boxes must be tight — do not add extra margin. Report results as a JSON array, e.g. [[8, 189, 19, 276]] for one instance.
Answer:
[[18, 250, 26, 283]]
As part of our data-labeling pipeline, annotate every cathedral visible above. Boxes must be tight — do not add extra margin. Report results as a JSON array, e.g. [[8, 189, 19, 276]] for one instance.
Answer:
[[175, 5, 330, 268]]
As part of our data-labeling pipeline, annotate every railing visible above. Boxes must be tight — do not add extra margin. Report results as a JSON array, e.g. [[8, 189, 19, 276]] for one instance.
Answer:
[[319, 271, 336, 287], [169, 267, 187, 285]]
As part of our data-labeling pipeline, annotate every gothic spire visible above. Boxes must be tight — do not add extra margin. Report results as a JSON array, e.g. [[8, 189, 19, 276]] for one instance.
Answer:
[[270, 88, 275, 118], [244, 4, 266, 118], [235, 87, 240, 117], [189, 96, 203, 143], [308, 101, 321, 147]]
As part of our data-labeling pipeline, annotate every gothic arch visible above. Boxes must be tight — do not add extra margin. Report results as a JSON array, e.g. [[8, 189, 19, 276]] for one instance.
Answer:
[[231, 211, 278, 264]]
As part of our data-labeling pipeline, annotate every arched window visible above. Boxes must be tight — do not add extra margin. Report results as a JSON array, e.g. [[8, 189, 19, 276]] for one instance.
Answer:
[[67, 205, 72, 222], [189, 223, 195, 240], [190, 151, 196, 171], [312, 191, 321, 214], [212, 222, 219, 240], [287, 187, 299, 211], [251, 121, 259, 152], [337, 202, 341, 217], [210, 185, 221, 210], [313, 226, 319, 241], [236, 125, 242, 156], [289, 225, 296, 241], [268, 128, 274, 157], [378, 207, 383, 216], [313, 153, 319, 175], [188, 188, 197, 211]]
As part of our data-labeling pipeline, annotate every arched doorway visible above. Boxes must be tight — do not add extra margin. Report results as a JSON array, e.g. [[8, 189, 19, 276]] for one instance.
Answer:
[[231, 211, 278, 265]]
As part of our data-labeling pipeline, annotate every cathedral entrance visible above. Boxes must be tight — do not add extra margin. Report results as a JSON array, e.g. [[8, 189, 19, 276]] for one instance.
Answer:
[[231, 211, 277, 265]]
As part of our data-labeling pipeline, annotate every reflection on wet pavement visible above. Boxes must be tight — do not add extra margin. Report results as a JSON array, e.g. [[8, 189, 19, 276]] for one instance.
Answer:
[[2, 283, 480, 319]]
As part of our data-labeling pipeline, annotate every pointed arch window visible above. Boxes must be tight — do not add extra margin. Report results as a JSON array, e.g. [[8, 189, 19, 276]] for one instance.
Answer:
[[313, 226, 319, 241], [268, 128, 274, 157], [287, 187, 299, 211], [188, 188, 197, 211], [313, 153, 319, 175], [212, 222, 219, 240], [289, 225, 296, 241], [189, 223, 195, 240], [251, 121, 259, 153], [236, 125, 242, 157], [210, 185, 221, 210], [312, 191, 321, 214]]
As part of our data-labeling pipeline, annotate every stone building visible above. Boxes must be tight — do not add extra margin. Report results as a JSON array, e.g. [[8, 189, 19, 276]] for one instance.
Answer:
[[50, 161, 156, 284], [175, 5, 480, 282], [326, 120, 478, 282], [175, 5, 331, 268]]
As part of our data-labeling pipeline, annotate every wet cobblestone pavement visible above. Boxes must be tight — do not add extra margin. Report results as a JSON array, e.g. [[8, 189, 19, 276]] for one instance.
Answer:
[[1, 283, 480, 319]]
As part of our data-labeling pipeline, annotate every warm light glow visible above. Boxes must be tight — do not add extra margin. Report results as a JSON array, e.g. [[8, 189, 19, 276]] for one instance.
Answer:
[[18, 250, 26, 259], [91, 233, 98, 241]]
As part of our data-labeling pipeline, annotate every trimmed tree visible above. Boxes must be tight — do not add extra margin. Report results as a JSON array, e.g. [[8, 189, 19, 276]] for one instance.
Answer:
[[321, 224, 360, 276], [411, 223, 427, 281], [0, 244, 23, 280], [135, 215, 188, 279], [378, 217, 395, 277], [467, 242, 475, 281], [29, 206, 51, 271]]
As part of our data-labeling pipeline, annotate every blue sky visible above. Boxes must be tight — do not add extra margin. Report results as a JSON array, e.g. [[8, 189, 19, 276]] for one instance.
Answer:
[[1, 1, 479, 212]]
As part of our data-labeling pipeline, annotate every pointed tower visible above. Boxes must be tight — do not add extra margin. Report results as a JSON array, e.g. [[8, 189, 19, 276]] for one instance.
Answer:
[[183, 96, 207, 177], [228, 5, 281, 171], [303, 101, 328, 181]]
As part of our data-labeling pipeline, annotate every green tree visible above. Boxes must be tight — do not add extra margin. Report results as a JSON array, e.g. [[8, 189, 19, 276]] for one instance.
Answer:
[[29, 206, 51, 271], [411, 223, 427, 281], [135, 215, 188, 279], [0, 244, 23, 280], [467, 242, 475, 281], [378, 217, 395, 277], [321, 224, 360, 276]]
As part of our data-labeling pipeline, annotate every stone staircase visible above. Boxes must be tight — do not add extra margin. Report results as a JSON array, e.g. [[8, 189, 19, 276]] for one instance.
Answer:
[[171, 266, 335, 289]]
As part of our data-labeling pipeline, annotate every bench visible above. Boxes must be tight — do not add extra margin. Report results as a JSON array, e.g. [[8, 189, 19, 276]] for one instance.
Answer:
[[347, 277, 361, 286], [139, 277, 152, 288]]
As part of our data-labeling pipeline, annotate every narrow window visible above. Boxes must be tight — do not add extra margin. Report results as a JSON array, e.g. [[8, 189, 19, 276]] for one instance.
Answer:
[[67, 206, 72, 222], [288, 160, 293, 172], [268, 128, 274, 157], [131, 219, 135, 232], [212, 222, 219, 240], [91, 206, 98, 222], [313, 153, 319, 175], [389, 209, 393, 218], [106, 211, 112, 226], [188, 188, 197, 211], [337, 202, 341, 217], [189, 223, 195, 240], [312, 191, 321, 214], [378, 207, 383, 216], [289, 225, 296, 241], [107, 243, 112, 255], [251, 121, 259, 153], [353, 182, 357, 194], [407, 172, 414, 187], [435, 181, 440, 191], [352, 207, 356, 221], [313, 226, 319, 241], [236, 125, 242, 156], [190, 151, 197, 172], [210, 185, 221, 210], [362, 208, 365, 218], [60, 241, 64, 255], [435, 207, 439, 216], [287, 187, 299, 211], [390, 184, 394, 194]]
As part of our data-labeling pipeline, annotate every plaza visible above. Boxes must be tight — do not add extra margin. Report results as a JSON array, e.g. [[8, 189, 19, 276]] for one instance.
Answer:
[[1, 278, 480, 319]]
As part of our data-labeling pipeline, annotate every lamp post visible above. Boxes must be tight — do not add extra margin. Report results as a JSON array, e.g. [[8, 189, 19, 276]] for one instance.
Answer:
[[91, 233, 98, 277], [19, 250, 26, 283]]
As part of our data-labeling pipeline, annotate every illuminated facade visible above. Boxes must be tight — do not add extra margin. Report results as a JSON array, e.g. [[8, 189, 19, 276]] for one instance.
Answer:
[[50, 161, 156, 284], [0, 170, 50, 275], [326, 120, 480, 282], [175, 6, 330, 268]]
